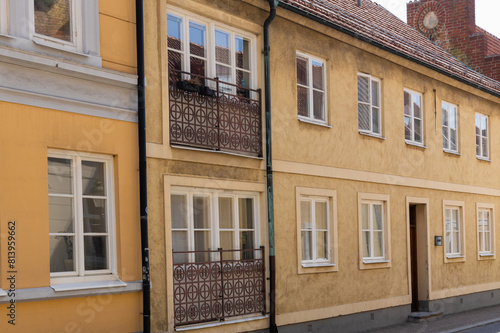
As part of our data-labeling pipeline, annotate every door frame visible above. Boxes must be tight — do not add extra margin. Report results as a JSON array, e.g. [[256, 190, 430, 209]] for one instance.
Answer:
[[406, 197, 431, 312]]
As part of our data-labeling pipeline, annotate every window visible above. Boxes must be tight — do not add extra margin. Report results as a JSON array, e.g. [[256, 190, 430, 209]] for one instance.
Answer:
[[48, 151, 116, 282], [442, 101, 458, 153], [476, 113, 489, 159], [0, 0, 8, 35], [404, 89, 424, 145], [296, 52, 326, 123], [477, 203, 495, 258], [171, 188, 260, 264], [443, 200, 465, 261], [296, 187, 337, 274], [167, 10, 255, 93], [0, 0, 100, 65], [358, 73, 381, 135]]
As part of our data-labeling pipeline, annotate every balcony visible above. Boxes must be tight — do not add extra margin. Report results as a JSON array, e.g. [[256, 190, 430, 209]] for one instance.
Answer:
[[172, 247, 266, 327], [168, 69, 262, 157]]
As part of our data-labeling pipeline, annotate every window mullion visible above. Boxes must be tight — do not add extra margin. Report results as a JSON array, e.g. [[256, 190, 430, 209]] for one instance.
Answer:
[[75, 157, 85, 276], [311, 199, 317, 262], [187, 193, 194, 262], [308, 59, 313, 118]]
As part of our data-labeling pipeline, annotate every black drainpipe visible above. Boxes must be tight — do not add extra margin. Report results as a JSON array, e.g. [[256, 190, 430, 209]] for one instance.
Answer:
[[135, 0, 151, 332], [264, 1, 278, 332]]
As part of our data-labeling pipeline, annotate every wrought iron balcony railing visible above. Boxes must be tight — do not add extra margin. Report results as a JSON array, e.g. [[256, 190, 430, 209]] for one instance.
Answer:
[[168, 69, 262, 157], [172, 247, 266, 327]]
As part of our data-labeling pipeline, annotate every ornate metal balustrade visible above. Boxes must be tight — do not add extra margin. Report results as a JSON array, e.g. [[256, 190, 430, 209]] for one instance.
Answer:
[[172, 247, 266, 327], [168, 69, 262, 157]]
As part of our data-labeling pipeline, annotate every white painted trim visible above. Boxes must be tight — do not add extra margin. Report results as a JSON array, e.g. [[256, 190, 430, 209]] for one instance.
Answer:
[[357, 73, 382, 136], [296, 51, 327, 123], [273, 160, 500, 197], [441, 101, 459, 153], [442, 200, 466, 262], [0, 281, 142, 304], [51, 279, 127, 292], [404, 88, 424, 145], [475, 113, 490, 160], [0, 289, 7, 297], [0, 0, 8, 36], [476, 202, 495, 260]]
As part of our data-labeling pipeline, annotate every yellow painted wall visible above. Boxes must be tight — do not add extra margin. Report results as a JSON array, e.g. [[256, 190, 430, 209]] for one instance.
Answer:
[[99, 0, 137, 74], [0, 292, 141, 332]]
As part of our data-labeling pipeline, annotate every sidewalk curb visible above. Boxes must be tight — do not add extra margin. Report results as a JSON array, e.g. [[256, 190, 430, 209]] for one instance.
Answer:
[[442, 318, 500, 333]]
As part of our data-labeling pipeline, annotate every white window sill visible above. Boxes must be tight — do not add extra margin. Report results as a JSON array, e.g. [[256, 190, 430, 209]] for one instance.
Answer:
[[446, 255, 465, 259], [298, 117, 331, 128], [0, 33, 14, 39], [51, 277, 127, 292], [479, 253, 495, 257], [405, 140, 427, 149], [443, 149, 461, 156], [32, 36, 86, 57], [175, 314, 267, 331], [302, 263, 336, 268], [359, 130, 385, 140], [362, 259, 390, 264], [476, 156, 491, 162], [0, 289, 7, 297]]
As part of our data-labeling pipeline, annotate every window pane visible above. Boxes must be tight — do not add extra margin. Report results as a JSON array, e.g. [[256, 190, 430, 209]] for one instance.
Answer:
[[362, 231, 370, 257], [312, 60, 324, 90], [373, 231, 383, 257], [50, 235, 74, 272], [301, 200, 312, 229], [450, 128, 457, 151], [443, 127, 449, 149], [297, 86, 309, 117], [373, 204, 383, 230], [216, 64, 231, 84], [442, 106, 449, 126], [482, 117, 488, 131], [449, 107, 456, 128], [172, 231, 188, 263], [404, 91, 411, 115], [220, 230, 234, 251], [215, 30, 230, 65], [414, 119, 422, 142], [235, 36, 250, 70], [301, 231, 312, 261], [168, 50, 183, 74], [82, 161, 105, 196], [358, 103, 370, 131], [453, 232, 460, 253], [315, 201, 327, 230], [313, 90, 324, 120], [193, 196, 210, 229], [240, 230, 254, 250], [296, 56, 308, 86], [357, 76, 369, 103], [404, 116, 412, 140], [476, 134, 481, 156], [445, 209, 451, 231], [239, 198, 254, 229], [167, 14, 182, 50], [219, 197, 233, 229], [83, 198, 107, 233], [194, 231, 210, 262], [372, 107, 380, 134], [371, 80, 380, 107], [190, 57, 206, 77], [189, 21, 206, 57], [361, 203, 369, 229], [48, 157, 72, 194], [446, 231, 452, 254], [34, 0, 71, 42], [452, 209, 459, 231], [171, 194, 188, 229], [49, 196, 74, 233], [236, 69, 250, 89], [413, 94, 421, 118], [317, 231, 328, 259], [482, 137, 488, 157], [84, 236, 108, 270]]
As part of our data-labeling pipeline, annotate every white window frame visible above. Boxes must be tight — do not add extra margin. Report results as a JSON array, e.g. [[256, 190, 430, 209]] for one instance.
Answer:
[[166, 8, 257, 93], [475, 113, 489, 160], [404, 88, 424, 146], [443, 200, 465, 262], [477, 203, 495, 259], [170, 187, 261, 263], [358, 193, 391, 269], [442, 101, 459, 153], [296, 187, 338, 274], [357, 73, 382, 136], [296, 52, 327, 124], [1, 0, 100, 65], [48, 150, 119, 287]]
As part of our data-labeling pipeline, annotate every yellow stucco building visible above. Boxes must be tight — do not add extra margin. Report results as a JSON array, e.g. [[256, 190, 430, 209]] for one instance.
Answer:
[[149, 0, 500, 332], [0, 1, 143, 332]]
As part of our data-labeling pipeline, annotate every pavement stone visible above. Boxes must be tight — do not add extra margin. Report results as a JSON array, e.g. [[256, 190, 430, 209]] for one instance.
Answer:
[[367, 305, 500, 333]]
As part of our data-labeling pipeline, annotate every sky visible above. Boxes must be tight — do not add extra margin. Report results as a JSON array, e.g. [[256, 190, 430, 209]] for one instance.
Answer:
[[372, 0, 500, 38]]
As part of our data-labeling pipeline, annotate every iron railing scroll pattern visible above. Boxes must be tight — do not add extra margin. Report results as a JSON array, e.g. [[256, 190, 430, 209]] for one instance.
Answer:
[[172, 247, 266, 326]]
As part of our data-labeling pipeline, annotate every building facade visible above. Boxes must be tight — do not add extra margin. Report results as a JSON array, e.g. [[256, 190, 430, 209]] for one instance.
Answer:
[[0, 1, 143, 332], [152, 0, 500, 332]]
